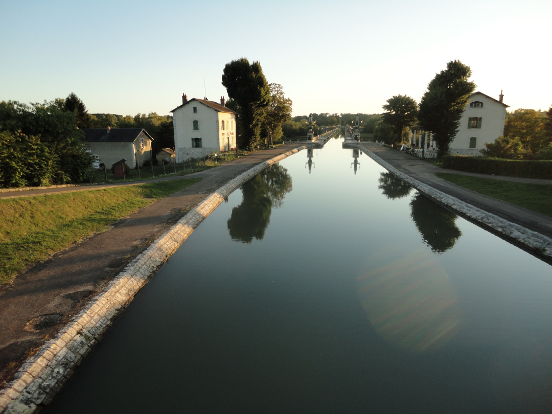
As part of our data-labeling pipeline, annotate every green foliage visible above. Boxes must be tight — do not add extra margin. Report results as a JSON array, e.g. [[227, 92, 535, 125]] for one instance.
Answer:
[[504, 109, 547, 153], [0, 100, 93, 187], [418, 60, 476, 157], [442, 155, 552, 178], [481, 135, 525, 159], [382, 95, 418, 138], [373, 123, 397, 145], [261, 83, 292, 145], [535, 144, 552, 160], [63, 93, 92, 129], [222, 58, 271, 149]]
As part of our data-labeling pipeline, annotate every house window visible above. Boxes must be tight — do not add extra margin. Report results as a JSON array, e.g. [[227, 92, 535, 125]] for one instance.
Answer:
[[193, 120, 199, 130], [468, 117, 482, 129], [193, 107, 197, 113], [192, 138, 202, 148], [469, 137, 477, 148], [470, 101, 483, 108], [221, 120, 225, 130]]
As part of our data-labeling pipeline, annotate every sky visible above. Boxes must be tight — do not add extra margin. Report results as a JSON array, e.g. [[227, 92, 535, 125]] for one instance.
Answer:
[[1, 0, 550, 117]]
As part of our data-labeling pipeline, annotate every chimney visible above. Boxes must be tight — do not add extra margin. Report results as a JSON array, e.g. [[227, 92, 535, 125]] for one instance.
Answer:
[[220, 96, 226, 107], [107, 126, 111, 133], [499, 90, 504, 103], [182, 93, 187, 104]]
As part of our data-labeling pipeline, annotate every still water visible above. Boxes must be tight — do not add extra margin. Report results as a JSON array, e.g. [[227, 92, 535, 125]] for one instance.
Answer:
[[45, 138, 552, 413]]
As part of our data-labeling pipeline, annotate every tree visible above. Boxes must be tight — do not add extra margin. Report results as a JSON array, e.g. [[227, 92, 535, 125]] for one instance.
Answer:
[[373, 123, 397, 145], [504, 109, 546, 153], [545, 106, 552, 141], [382, 95, 418, 142], [418, 60, 476, 157], [222, 58, 271, 149], [63, 93, 92, 129], [261, 83, 292, 145], [481, 135, 525, 159], [0, 100, 93, 186]]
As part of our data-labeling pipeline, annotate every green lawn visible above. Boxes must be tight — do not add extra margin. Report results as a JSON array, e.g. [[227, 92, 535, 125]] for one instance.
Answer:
[[436, 172, 552, 218], [0, 178, 201, 285]]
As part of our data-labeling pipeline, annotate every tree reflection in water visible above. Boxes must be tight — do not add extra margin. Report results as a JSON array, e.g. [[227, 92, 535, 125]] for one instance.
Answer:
[[227, 164, 292, 243], [378, 172, 412, 199], [410, 192, 462, 253]]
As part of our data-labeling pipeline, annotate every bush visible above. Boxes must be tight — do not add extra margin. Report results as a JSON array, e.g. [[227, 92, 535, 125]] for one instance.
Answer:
[[481, 136, 525, 159], [442, 155, 552, 178]]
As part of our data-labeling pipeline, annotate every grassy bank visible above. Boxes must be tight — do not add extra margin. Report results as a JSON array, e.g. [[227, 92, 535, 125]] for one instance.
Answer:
[[436, 173, 552, 218], [0, 178, 201, 285]]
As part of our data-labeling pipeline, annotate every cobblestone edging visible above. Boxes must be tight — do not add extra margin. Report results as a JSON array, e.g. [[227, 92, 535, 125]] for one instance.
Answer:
[[0, 146, 306, 414], [357, 144, 552, 261]]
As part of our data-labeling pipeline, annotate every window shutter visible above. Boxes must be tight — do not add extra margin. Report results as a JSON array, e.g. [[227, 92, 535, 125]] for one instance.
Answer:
[[478, 117, 482, 128], [468, 117, 472, 129]]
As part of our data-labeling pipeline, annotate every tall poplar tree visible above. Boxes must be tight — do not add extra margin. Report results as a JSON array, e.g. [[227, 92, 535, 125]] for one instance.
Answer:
[[222, 58, 271, 149], [417, 61, 476, 157]]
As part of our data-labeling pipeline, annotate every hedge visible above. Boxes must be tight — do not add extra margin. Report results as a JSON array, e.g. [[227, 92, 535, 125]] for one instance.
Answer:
[[442, 155, 552, 179]]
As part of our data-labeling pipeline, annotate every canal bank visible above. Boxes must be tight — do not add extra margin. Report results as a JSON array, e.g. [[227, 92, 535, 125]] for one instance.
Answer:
[[1, 135, 551, 413], [350, 141, 552, 260]]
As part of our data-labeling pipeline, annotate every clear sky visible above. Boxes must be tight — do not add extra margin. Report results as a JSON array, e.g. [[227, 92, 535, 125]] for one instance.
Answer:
[[1, 0, 550, 117]]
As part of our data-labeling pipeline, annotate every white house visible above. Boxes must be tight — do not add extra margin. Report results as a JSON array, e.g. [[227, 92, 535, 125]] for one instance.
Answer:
[[83, 128, 153, 168], [448, 91, 509, 155], [171, 94, 236, 162]]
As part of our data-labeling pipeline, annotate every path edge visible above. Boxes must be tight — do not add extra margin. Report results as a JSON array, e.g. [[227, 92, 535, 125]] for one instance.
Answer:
[[0, 146, 306, 414]]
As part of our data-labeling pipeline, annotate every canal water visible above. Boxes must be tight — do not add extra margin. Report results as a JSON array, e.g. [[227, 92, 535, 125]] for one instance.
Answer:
[[45, 138, 552, 414]]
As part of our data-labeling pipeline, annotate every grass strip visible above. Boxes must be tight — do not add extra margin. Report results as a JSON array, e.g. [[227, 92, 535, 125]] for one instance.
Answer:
[[436, 173, 552, 218], [0, 178, 201, 285]]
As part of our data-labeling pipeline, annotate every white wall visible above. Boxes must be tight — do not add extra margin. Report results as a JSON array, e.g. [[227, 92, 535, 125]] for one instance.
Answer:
[[173, 100, 236, 162], [450, 93, 507, 151]]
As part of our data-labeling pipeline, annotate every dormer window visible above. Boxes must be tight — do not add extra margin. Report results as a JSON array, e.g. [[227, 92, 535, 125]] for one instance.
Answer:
[[470, 101, 483, 108]]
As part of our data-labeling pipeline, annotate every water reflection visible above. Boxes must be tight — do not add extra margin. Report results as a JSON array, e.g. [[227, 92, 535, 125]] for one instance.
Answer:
[[358, 249, 461, 351], [378, 172, 412, 199], [351, 149, 360, 174], [305, 148, 314, 173], [410, 193, 462, 253], [227, 164, 292, 243]]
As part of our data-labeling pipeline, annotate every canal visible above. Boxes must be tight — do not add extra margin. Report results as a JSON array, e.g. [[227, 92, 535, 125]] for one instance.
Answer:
[[44, 137, 552, 413]]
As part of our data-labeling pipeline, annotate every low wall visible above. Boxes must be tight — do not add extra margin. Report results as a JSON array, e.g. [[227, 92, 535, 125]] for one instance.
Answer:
[[0, 146, 307, 414]]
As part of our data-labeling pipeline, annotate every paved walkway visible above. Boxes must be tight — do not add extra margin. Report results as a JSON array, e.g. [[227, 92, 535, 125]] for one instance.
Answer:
[[1, 140, 551, 390]]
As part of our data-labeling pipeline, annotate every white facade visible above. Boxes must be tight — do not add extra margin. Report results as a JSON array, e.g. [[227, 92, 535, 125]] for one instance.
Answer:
[[171, 96, 236, 162], [448, 92, 508, 156]]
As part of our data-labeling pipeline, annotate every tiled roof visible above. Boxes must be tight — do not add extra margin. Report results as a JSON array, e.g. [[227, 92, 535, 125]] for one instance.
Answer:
[[170, 98, 235, 113], [83, 128, 154, 143], [470, 91, 509, 108], [159, 148, 175, 155]]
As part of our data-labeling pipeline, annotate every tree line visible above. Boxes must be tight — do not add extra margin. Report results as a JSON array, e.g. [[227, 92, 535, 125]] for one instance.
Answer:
[[373, 60, 552, 159]]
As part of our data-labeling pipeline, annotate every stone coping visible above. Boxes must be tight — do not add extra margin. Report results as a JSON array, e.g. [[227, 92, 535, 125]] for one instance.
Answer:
[[354, 143, 552, 261], [0, 146, 306, 414]]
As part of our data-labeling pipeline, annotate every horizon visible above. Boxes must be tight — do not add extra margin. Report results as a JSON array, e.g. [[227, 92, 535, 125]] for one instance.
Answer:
[[1, 0, 550, 118]]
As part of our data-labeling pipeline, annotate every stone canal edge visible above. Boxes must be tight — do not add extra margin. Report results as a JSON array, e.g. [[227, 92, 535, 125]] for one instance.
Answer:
[[354, 143, 552, 261], [0, 146, 308, 414]]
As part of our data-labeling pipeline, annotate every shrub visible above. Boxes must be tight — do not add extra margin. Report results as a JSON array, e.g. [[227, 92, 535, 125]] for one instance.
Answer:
[[442, 155, 552, 178], [481, 136, 525, 159]]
